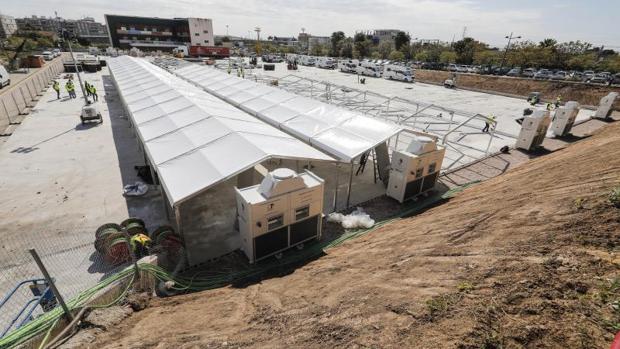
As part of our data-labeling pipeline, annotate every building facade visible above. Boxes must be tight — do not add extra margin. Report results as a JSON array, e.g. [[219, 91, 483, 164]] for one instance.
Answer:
[[75, 17, 109, 44], [308, 36, 330, 51], [0, 14, 17, 39], [16, 15, 109, 44], [105, 15, 214, 51], [16, 15, 61, 33]]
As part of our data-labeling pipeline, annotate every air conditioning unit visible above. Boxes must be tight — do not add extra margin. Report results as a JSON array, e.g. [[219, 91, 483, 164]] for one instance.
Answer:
[[386, 136, 446, 203], [515, 109, 551, 151], [594, 92, 618, 119], [235, 168, 324, 263], [551, 101, 579, 137]]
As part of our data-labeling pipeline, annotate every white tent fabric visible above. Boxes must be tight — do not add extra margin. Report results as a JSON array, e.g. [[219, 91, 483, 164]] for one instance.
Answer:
[[168, 63, 403, 162], [108, 56, 333, 206]]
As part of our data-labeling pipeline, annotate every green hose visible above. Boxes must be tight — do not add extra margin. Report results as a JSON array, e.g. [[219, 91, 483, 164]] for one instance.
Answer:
[[0, 182, 477, 349]]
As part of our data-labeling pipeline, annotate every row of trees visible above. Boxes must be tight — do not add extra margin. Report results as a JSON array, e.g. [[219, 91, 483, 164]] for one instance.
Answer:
[[296, 31, 620, 73]]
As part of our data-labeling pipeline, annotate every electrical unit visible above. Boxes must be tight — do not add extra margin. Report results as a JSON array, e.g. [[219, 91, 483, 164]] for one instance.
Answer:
[[235, 168, 324, 263], [515, 109, 551, 151], [594, 92, 618, 119], [386, 136, 446, 203], [551, 101, 579, 137]]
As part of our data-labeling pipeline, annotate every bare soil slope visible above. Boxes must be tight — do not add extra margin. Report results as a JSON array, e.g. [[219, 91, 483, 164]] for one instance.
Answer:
[[416, 69, 620, 109], [90, 122, 620, 349]]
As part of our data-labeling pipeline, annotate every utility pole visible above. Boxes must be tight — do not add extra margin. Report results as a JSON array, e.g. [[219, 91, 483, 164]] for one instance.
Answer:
[[499, 32, 521, 74], [254, 27, 261, 56], [61, 26, 88, 104], [226, 25, 229, 36]]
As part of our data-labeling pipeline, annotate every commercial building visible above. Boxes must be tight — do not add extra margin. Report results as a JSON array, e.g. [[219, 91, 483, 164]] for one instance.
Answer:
[[75, 17, 109, 45], [16, 15, 61, 33], [297, 32, 330, 51], [271, 36, 298, 47], [0, 14, 17, 39], [308, 36, 330, 51], [104, 15, 214, 51], [15, 15, 108, 44]]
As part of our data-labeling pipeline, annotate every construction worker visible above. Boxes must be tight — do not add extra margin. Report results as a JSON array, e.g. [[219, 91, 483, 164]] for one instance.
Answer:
[[65, 81, 76, 99], [52, 81, 60, 99], [546, 102, 554, 111], [130, 233, 152, 259], [482, 114, 496, 133], [89, 84, 98, 102], [84, 81, 91, 97], [555, 95, 562, 108]]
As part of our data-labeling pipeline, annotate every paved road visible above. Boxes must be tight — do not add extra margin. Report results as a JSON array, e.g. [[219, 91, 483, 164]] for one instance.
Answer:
[[0, 56, 64, 96]]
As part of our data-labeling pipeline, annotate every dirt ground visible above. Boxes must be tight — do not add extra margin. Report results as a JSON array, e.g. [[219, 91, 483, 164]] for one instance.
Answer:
[[75, 121, 620, 349], [416, 69, 620, 109]]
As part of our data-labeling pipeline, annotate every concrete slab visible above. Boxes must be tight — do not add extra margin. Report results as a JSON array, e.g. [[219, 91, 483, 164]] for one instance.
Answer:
[[0, 67, 167, 328]]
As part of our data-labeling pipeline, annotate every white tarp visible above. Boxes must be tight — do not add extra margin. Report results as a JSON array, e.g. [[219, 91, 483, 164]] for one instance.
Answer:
[[108, 56, 333, 206], [169, 63, 403, 162]]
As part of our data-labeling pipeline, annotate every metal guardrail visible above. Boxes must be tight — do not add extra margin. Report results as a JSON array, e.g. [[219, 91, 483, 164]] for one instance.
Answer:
[[0, 58, 64, 135]]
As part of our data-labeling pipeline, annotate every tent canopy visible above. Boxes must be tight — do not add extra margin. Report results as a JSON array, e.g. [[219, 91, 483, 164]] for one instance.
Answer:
[[108, 56, 334, 206], [167, 63, 403, 162]]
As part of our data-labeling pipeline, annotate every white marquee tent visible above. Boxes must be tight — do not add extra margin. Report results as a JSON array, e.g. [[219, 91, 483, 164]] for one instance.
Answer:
[[108, 56, 334, 208], [167, 63, 403, 162]]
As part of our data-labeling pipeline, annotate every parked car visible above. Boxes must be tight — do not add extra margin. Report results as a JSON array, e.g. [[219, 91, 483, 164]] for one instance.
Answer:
[[52, 48, 61, 57], [611, 73, 620, 86], [534, 69, 552, 80], [583, 70, 595, 81], [506, 68, 521, 77], [42, 51, 54, 61], [522, 68, 536, 78], [0, 65, 10, 89], [550, 71, 568, 80], [567, 71, 584, 81], [589, 73, 610, 84], [447, 63, 458, 72]]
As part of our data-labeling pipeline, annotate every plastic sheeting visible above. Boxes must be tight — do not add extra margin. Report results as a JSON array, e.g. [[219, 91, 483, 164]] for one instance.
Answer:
[[108, 56, 333, 206], [169, 63, 403, 162]]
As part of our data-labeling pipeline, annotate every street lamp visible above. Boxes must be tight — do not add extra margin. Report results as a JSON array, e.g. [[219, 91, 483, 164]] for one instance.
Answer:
[[499, 32, 521, 74]]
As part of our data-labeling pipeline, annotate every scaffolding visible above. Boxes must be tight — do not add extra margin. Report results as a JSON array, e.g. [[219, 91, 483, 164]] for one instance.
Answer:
[[237, 69, 519, 171]]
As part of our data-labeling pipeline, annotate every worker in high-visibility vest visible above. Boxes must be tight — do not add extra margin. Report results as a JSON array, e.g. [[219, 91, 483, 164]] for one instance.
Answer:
[[89, 84, 98, 102], [482, 114, 496, 133], [52, 81, 60, 99], [555, 95, 562, 108], [65, 81, 76, 99], [130, 233, 152, 259]]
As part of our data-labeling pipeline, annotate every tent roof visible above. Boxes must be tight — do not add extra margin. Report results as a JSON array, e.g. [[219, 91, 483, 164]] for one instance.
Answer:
[[169, 62, 403, 162], [108, 56, 333, 206]]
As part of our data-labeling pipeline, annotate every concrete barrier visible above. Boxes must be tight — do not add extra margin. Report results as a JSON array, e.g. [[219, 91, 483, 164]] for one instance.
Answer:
[[0, 58, 64, 134]]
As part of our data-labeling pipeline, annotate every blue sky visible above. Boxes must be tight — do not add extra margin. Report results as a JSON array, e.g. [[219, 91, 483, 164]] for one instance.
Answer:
[[2, 0, 618, 48]]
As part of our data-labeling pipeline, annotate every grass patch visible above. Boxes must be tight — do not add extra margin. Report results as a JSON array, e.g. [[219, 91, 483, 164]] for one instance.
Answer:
[[609, 187, 620, 208]]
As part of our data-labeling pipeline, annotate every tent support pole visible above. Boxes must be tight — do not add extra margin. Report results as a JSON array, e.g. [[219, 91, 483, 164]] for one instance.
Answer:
[[346, 162, 354, 208], [332, 163, 340, 212], [161, 190, 171, 220], [174, 205, 183, 235]]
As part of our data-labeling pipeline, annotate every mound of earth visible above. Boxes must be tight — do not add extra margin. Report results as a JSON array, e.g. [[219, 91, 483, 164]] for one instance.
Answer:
[[82, 122, 620, 349]]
